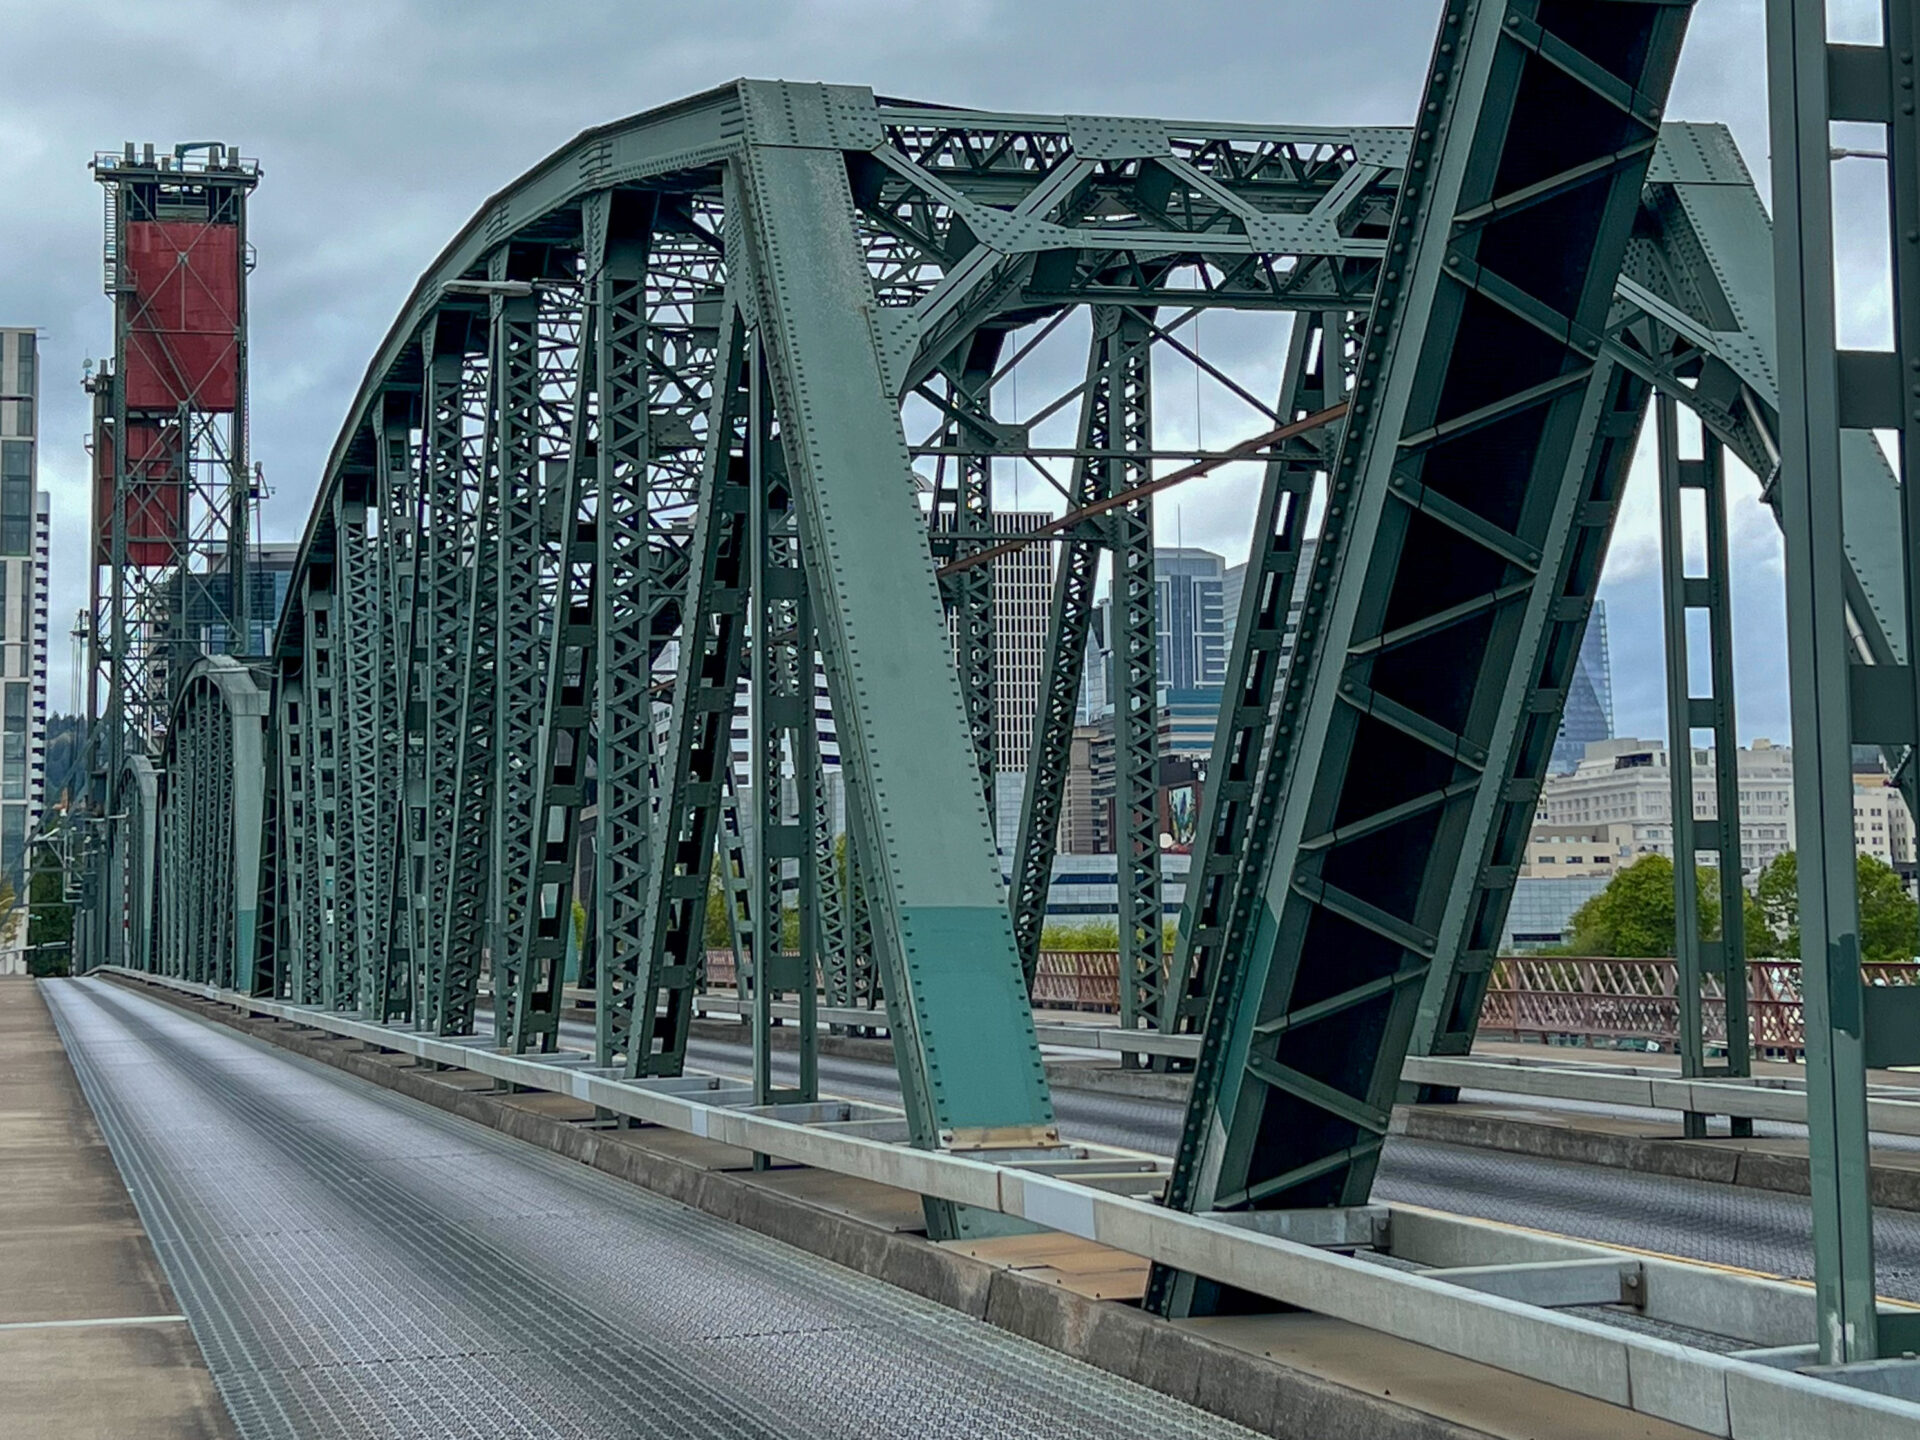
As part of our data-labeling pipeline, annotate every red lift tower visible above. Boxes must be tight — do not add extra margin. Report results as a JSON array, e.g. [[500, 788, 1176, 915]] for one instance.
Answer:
[[84, 142, 259, 969]]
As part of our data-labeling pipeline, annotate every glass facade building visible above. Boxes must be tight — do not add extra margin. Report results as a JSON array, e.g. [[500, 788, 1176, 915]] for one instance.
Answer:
[[1551, 600, 1614, 774], [0, 328, 48, 972]]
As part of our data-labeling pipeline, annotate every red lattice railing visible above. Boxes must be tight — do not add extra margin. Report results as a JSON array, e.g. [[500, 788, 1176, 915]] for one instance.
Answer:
[[1478, 958, 1920, 1056], [703, 949, 1920, 1053]]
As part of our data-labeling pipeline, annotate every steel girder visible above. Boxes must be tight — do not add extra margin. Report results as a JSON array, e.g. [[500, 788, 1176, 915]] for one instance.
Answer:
[[1158, 310, 1346, 1054], [1007, 313, 1156, 985], [733, 127, 1060, 1236], [1152, 0, 1697, 1315], [1655, 394, 1752, 1135], [744, 346, 821, 1106], [157, 658, 266, 991], [115, 756, 158, 974], [372, 396, 419, 1024]]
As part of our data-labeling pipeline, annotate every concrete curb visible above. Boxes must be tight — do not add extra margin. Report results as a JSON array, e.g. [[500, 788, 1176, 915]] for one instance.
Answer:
[[1395, 1107, 1920, 1211], [116, 978, 1496, 1440]]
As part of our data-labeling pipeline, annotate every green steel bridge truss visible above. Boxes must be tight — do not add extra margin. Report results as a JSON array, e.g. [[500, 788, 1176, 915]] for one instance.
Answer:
[[91, 1, 1920, 1324]]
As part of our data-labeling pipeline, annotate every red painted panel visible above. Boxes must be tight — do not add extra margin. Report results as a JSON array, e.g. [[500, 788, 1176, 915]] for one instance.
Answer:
[[95, 421, 184, 566], [122, 220, 241, 413]]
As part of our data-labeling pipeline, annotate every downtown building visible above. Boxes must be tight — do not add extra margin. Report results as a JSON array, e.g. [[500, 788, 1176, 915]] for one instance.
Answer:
[[1506, 737, 1918, 949], [0, 329, 49, 975]]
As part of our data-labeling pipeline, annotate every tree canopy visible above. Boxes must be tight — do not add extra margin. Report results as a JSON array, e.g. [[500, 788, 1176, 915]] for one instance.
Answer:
[[1750, 850, 1918, 965], [1564, 854, 1718, 957], [1557, 849, 1920, 962]]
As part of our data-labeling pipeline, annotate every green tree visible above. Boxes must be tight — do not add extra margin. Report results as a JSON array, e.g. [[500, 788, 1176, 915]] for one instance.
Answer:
[[23, 838, 70, 977], [1745, 850, 1916, 964], [705, 864, 732, 949], [1565, 854, 1719, 957], [1856, 853, 1919, 964], [1741, 887, 1775, 959], [1754, 851, 1798, 957]]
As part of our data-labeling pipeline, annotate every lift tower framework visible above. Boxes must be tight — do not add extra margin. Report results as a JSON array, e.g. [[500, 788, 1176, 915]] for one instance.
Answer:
[[84, 142, 259, 972]]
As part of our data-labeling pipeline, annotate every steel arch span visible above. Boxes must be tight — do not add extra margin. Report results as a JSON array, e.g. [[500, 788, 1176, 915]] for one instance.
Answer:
[[114, 30, 1920, 1266]]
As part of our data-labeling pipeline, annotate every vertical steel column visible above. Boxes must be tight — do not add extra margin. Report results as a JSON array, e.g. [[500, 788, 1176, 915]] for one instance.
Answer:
[[421, 335, 484, 1033], [281, 674, 317, 1004], [1768, 0, 1920, 1363], [371, 398, 415, 1022], [1160, 313, 1339, 1048], [487, 273, 547, 1050], [1009, 313, 1151, 982], [303, 570, 343, 1008], [253, 681, 286, 998], [436, 313, 504, 1036], [1769, 0, 1883, 1363], [620, 306, 752, 1077], [385, 372, 435, 1027], [591, 211, 657, 1066], [1109, 314, 1160, 1044], [932, 338, 1002, 810], [747, 346, 818, 1104], [334, 481, 382, 1014], [813, 749, 845, 1007], [736, 118, 1057, 1240], [512, 233, 605, 1055], [1656, 394, 1751, 1139]]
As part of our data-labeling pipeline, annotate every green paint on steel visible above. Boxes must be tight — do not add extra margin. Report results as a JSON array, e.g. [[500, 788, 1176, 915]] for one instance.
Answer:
[[1153, 0, 1698, 1317]]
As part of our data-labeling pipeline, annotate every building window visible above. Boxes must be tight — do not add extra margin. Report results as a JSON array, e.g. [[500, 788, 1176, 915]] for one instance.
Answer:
[[2, 683, 25, 802], [0, 805, 21, 889], [0, 444, 27, 557]]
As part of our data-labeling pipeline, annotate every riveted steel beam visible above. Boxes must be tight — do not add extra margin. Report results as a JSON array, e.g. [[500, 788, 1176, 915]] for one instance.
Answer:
[[590, 198, 665, 1064], [617, 304, 753, 1076], [1154, 0, 1697, 1317], [486, 255, 556, 1051], [1008, 313, 1154, 984], [733, 100, 1058, 1239], [1159, 311, 1345, 1054], [746, 346, 820, 1105], [1656, 393, 1752, 1138]]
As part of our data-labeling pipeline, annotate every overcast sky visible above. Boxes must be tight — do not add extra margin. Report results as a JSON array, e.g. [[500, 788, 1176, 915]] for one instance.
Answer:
[[0, 0, 1875, 746]]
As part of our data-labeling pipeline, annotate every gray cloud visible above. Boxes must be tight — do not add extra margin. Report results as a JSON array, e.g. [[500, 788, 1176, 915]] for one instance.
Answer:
[[0, 0, 1813, 744]]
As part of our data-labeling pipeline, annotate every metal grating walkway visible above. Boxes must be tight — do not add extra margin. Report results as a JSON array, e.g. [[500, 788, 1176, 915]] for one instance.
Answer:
[[46, 978, 1260, 1440]]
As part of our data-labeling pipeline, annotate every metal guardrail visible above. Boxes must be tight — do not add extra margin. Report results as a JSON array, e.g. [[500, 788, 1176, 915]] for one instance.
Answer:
[[1479, 959, 1920, 1057], [752, 952, 1914, 1056], [92, 968, 1920, 1437]]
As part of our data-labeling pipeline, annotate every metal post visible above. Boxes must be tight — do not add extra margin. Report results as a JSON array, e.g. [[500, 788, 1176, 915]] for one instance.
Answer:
[[1766, 0, 1882, 1364], [1657, 394, 1752, 1139], [747, 343, 817, 1105]]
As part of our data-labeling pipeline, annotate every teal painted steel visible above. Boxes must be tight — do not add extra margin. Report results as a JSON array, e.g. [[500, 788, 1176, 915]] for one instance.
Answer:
[[1765, 0, 1892, 1365], [1655, 393, 1752, 1137], [735, 118, 1058, 1235], [1154, 0, 1697, 1315], [746, 346, 819, 1105], [589, 202, 662, 1064], [1159, 311, 1344, 1053]]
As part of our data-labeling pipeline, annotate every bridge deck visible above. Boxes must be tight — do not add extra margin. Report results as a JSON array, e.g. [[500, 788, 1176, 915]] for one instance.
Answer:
[[42, 977, 1265, 1440], [0, 976, 233, 1439]]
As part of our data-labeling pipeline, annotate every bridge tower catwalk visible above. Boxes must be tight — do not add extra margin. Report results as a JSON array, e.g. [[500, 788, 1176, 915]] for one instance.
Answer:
[[83, 143, 260, 972]]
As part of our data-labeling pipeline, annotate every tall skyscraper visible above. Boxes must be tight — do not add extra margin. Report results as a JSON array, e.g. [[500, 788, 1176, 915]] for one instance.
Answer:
[[989, 510, 1054, 774], [1551, 600, 1614, 773], [1096, 546, 1229, 700], [1153, 548, 1228, 690], [0, 328, 48, 974]]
